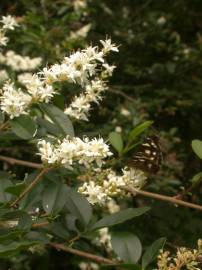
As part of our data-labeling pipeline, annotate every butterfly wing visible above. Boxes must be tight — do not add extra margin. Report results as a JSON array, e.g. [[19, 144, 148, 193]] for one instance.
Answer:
[[131, 136, 163, 174]]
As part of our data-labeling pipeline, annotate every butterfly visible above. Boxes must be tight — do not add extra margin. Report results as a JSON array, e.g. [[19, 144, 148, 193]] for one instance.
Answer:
[[130, 135, 163, 174]]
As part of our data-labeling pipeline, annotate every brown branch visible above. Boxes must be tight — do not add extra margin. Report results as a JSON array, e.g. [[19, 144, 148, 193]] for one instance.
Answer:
[[108, 88, 136, 103], [32, 221, 49, 228], [0, 121, 10, 131], [10, 167, 50, 208], [49, 242, 117, 265], [0, 155, 43, 169], [123, 186, 202, 212]]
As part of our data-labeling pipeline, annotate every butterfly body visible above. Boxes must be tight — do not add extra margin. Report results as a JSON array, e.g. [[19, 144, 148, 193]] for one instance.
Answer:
[[131, 135, 163, 174]]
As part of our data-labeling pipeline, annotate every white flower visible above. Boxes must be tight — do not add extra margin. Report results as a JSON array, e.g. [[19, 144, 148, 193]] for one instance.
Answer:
[[70, 23, 91, 39], [0, 51, 42, 71], [102, 63, 116, 76], [17, 73, 33, 84], [0, 15, 18, 30], [0, 30, 8, 46], [100, 39, 119, 53], [115, 126, 122, 133], [0, 70, 8, 82], [93, 227, 112, 253], [156, 16, 166, 25], [37, 136, 112, 169], [78, 181, 107, 204], [22, 74, 56, 103], [65, 79, 107, 121], [73, 0, 87, 11], [78, 167, 147, 204], [37, 140, 60, 165], [79, 262, 99, 270], [120, 107, 131, 117], [0, 82, 32, 118], [106, 199, 120, 213]]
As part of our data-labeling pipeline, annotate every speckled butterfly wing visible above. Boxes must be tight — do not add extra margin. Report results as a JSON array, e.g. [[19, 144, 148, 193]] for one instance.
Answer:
[[131, 135, 163, 174]]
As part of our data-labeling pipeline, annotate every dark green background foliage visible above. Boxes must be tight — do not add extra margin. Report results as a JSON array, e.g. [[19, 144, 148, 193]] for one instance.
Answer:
[[0, 0, 202, 269]]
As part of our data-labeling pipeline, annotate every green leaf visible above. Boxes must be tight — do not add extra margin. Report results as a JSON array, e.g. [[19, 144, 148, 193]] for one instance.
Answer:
[[191, 172, 202, 185], [10, 115, 37, 140], [49, 222, 70, 239], [5, 182, 26, 196], [0, 241, 37, 257], [109, 131, 123, 153], [101, 264, 142, 270], [40, 104, 74, 136], [128, 121, 153, 143], [0, 172, 12, 203], [191, 140, 202, 160], [90, 207, 150, 230], [111, 232, 142, 263], [42, 182, 69, 214], [142, 237, 166, 269], [17, 212, 32, 231], [0, 229, 22, 242], [65, 189, 92, 228], [37, 118, 61, 136]]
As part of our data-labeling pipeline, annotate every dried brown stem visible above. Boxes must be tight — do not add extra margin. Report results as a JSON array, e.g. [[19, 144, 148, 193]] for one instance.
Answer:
[[32, 221, 49, 228], [49, 242, 117, 265], [0, 155, 43, 169], [123, 186, 202, 212], [10, 168, 49, 208]]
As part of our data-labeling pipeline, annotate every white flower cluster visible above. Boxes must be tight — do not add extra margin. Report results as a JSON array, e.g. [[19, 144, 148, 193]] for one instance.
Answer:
[[93, 227, 112, 253], [0, 70, 8, 82], [0, 82, 32, 118], [79, 262, 99, 270], [106, 199, 120, 214], [38, 136, 112, 168], [0, 50, 42, 71], [78, 167, 147, 204], [65, 79, 107, 120], [70, 23, 91, 40], [64, 40, 118, 121], [0, 15, 18, 47], [0, 78, 54, 118], [41, 40, 117, 86], [0, 39, 118, 119]]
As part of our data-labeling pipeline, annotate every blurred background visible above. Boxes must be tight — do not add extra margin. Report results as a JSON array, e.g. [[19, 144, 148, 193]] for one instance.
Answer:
[[0, 1, 202, 269]]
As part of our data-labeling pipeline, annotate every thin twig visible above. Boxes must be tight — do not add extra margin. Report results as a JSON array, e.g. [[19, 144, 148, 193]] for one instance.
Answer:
[[123, 186, 202, 212], [32, 221, 49, 228], [108, 88, 136, 103], [10, 167, 50, 208], [0, 121, 10, 131], [49, 242, 117, 265], [0, 155, 43, 169]]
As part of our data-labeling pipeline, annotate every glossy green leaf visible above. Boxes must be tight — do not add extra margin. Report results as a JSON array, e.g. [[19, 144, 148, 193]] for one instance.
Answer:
[[109, 131, 123, 153], [0, 241, 37, 257], [191, 172, 202, 185], [65, 189, 92, 228], [10, 115, 37, 140], [91, 207, 150, 230], [128, 121, 153, 143], [111, 232, 142, 263], [0, 172, 12, 203], [42, 182, 69, 214], [40, 104, 74, 136], [191, 140, 202, 160], [5, 182, 26, 196], [142, 237, 166, 269], [49, 222, 70, 239], [17, 212, 32, 231]]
